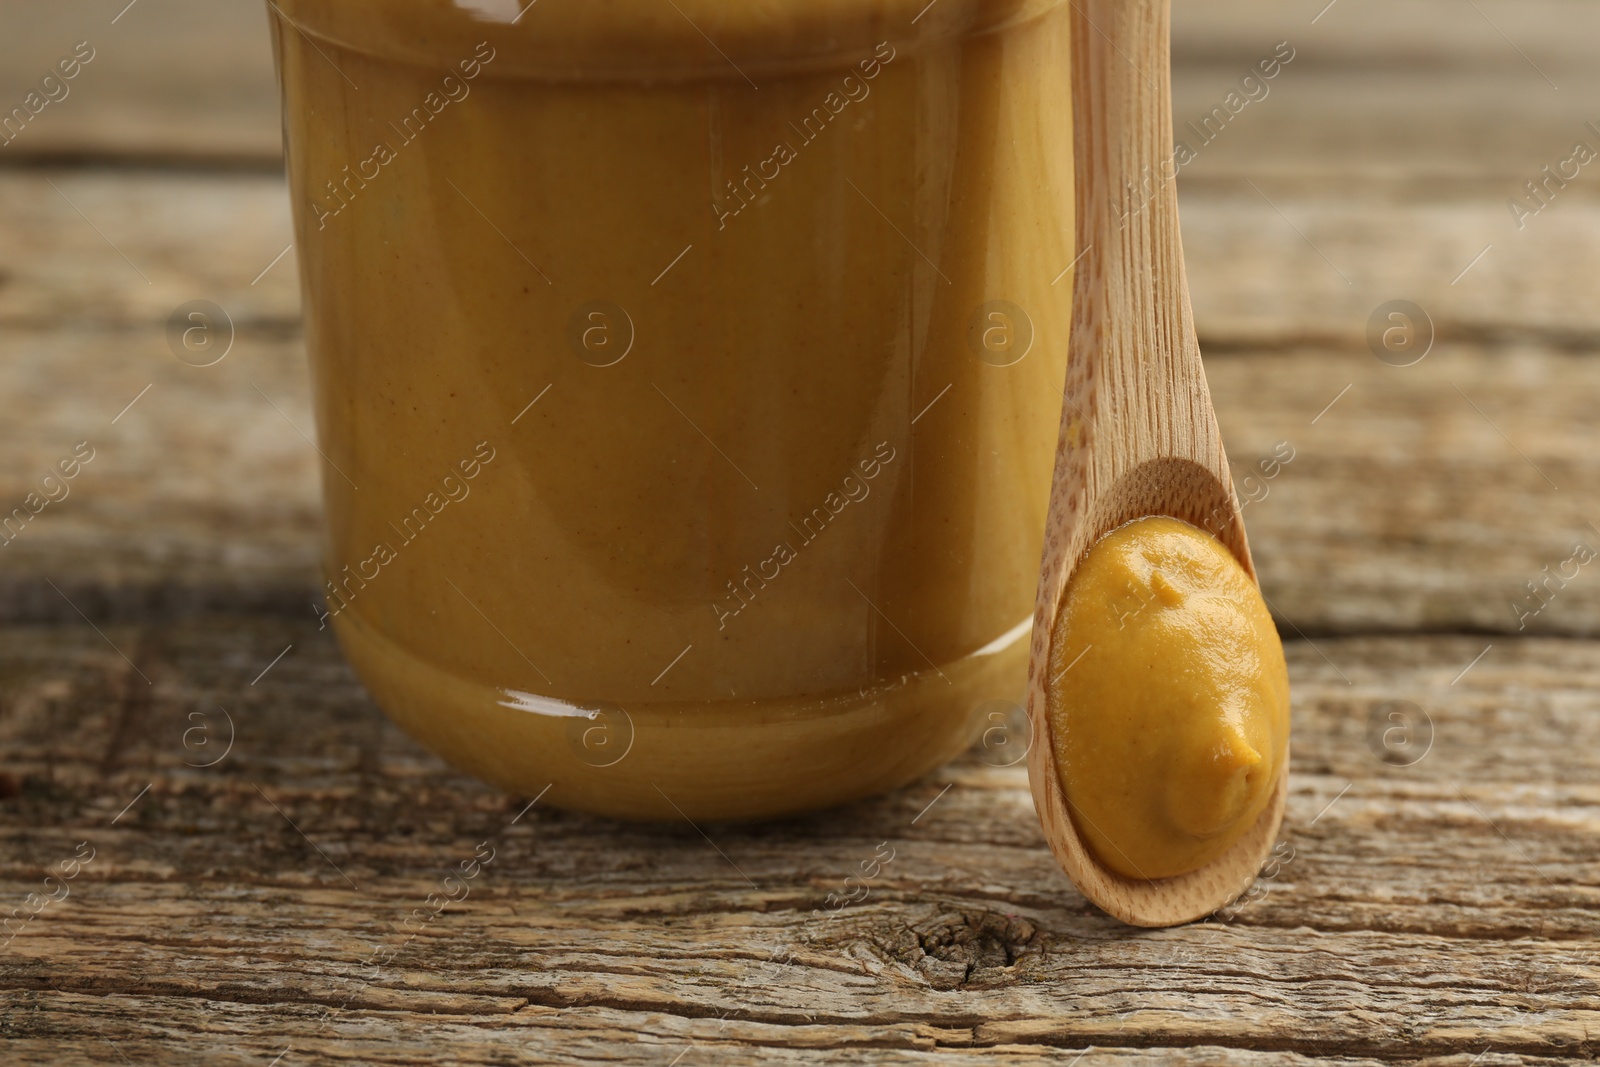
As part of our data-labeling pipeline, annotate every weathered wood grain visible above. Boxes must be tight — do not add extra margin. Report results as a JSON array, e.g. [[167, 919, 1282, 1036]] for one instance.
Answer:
[[0, 318, 317, 622], [0, 0, 280, 165], [0, 171, 299, 327], [1169, 64, 1600, 185], [1170, 0, 1600, 73], [1180, 184, 1600, 349], [1213, 341, 1600, 637], [1, 622, 1596, 1063]]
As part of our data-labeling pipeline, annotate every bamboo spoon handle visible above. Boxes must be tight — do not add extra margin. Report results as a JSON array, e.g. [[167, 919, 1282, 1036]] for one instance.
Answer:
[[1056, 0, 1252, 577], [1019, 0, 1284, 927]]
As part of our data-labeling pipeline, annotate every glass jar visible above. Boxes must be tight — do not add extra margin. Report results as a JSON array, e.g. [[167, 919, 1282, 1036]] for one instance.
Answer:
[[269, 0, 1073, 820]]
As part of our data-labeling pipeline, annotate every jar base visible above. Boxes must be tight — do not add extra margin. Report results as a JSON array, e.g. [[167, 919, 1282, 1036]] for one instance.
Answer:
[[330, 607, 1030, 822]]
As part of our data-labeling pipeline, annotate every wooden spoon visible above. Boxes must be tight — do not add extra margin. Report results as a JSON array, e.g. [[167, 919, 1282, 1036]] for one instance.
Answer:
[[1021, 0, 1287, 926]]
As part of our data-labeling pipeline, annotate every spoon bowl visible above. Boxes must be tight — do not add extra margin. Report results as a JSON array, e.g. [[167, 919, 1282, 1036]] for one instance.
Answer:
[[1022, 0, 1288, 926]]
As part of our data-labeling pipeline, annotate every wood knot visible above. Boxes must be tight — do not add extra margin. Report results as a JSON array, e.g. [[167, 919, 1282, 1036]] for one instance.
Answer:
[[899, 910, 1040, 990]]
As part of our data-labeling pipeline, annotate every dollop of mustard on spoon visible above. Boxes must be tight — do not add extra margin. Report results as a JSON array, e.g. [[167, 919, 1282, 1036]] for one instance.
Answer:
[[1047, 516, 1290, 881]]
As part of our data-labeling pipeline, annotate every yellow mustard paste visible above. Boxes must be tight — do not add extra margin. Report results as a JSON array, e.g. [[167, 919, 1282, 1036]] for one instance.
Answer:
[[1047, 516, 1289, 880], [269, 0, 1077, 820]]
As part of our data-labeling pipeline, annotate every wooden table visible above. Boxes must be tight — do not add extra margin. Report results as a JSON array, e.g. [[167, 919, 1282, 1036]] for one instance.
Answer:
[[3, 1, 1596, 1062]]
